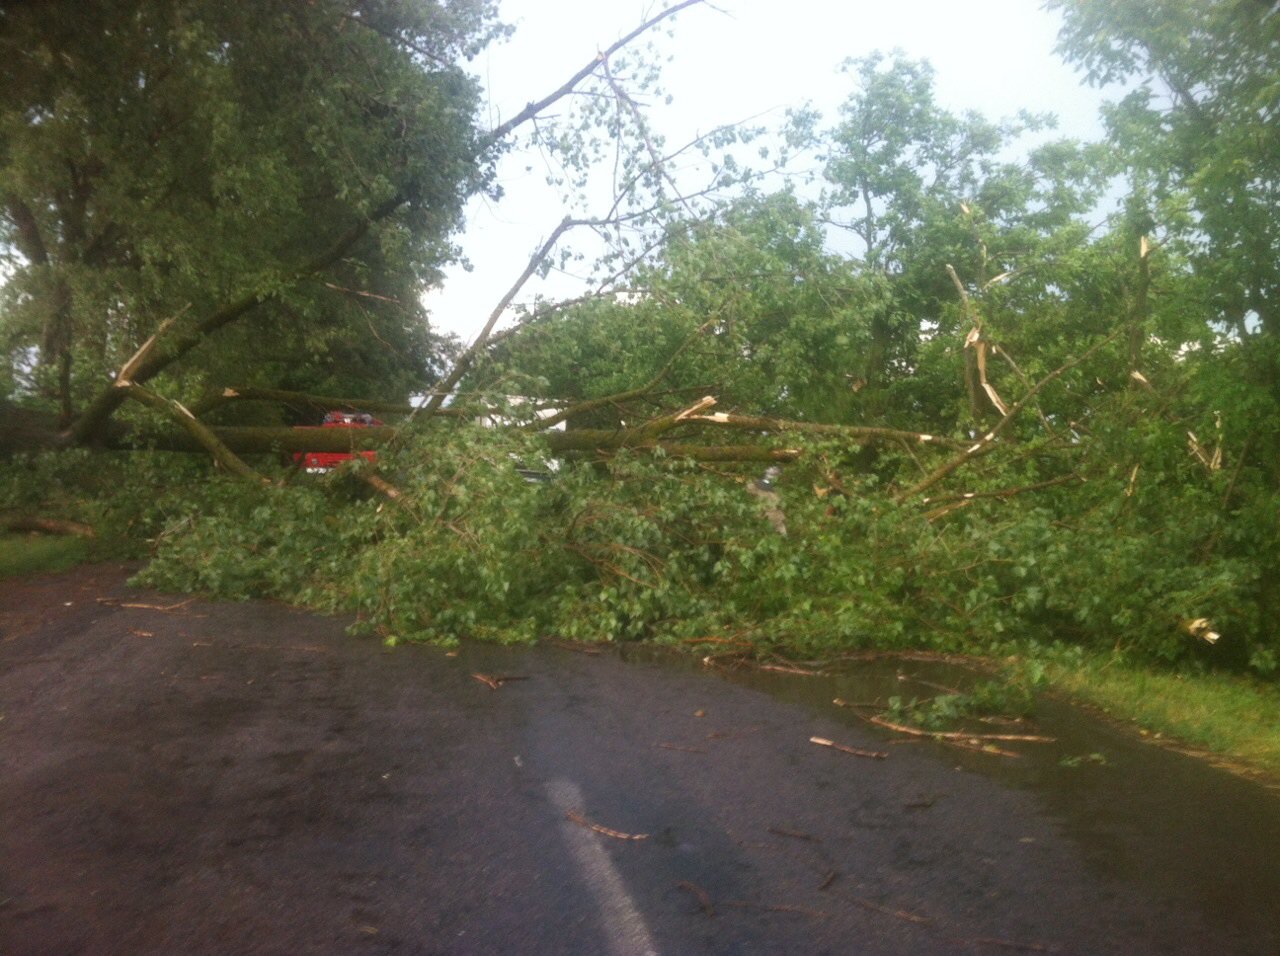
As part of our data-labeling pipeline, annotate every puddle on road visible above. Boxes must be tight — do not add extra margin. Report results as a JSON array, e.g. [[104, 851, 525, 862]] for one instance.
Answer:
[[617, 646, 1280, 946]]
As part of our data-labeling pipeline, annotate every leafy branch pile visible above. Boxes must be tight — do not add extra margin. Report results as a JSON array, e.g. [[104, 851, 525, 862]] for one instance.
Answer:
[[2, 1, 1278, 675]]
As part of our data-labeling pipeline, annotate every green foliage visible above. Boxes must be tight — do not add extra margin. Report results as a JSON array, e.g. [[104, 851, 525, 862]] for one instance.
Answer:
[[485, 193, 884, 424], [886, 679, 1036, 731], [1, 0, 500, 414], [4, 0, 1278, 709], [0, 449, 209, 557], [1050, 0, 1280, 335]]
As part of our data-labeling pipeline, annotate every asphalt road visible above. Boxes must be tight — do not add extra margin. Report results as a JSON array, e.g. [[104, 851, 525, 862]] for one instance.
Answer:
[[2, 564, 1277, 955]]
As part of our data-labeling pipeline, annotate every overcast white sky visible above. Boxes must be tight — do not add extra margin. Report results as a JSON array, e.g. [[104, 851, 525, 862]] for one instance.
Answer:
[[427, 0, 1113, 340]]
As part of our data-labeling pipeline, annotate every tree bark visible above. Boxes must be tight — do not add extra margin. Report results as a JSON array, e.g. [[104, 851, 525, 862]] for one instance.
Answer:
[[2, 515, 96, 538], [119, 385, 271, 484]]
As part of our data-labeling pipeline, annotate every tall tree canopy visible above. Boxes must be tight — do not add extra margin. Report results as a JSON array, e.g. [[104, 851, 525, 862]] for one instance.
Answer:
[[0, 0, 500, 422], [1051, 0, 1279, 333]]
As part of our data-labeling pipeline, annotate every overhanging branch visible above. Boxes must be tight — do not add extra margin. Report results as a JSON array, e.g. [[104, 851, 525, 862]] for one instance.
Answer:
[[480, 0, 707, 149]]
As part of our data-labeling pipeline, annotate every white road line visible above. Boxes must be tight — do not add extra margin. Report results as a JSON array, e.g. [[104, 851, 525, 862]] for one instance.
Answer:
[[545, 778, 659, 956]]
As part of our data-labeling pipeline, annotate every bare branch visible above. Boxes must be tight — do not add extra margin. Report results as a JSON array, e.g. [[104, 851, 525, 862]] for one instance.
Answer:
[[919, 473, 1085, 509], [480, 0, 708, 148], [599, 54, 697, 218], [420, 216, 580, 416], [896, 326, 1125, 503], [679, 413, 965, 449], [190, 387, 465, 419]]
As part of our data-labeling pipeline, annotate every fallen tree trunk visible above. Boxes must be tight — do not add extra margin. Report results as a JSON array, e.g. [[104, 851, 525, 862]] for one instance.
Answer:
[[2, 515, 96, 538], [125, 423, 801, 464], [189, 387, 462, 419], [119, 384, 271, 485]]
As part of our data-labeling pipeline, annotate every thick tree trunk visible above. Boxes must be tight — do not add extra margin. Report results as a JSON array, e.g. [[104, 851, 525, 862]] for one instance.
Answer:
[[126, 423, 800, 464]]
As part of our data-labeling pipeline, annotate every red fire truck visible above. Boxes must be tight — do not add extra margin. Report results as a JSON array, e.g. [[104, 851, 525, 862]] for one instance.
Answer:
[[293, 410, 382, 473]]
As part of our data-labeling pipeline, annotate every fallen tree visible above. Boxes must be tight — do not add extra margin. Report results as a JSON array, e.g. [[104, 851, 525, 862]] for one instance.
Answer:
[[2, 1, 1274, 675]]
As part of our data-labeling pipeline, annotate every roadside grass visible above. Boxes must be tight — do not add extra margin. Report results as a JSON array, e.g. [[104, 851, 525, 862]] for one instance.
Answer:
[[0, 534, 91, 578], [1035, 650, 1280, 781]]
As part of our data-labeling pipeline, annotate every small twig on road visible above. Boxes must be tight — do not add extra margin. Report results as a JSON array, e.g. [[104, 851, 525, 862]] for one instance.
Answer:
[[832, 698, 885, 710], [767, 826, 818, 842], [471, 673, 530, 690], [850, 896, 932, 925], [723, 900, 829, 919], [97, 597, 196, 613], [866, 716, 1054, 743], [954, 936, 1061, 953], [810, 736, 889, 760], [676, 880, 716, 918], [758, 663, 824, 676], [546, 639, 604, 655], [943, 737, 1022, 758], [818, 870, 839, 891], [565, 810, 649, 841], [656, 742, 707, 754]]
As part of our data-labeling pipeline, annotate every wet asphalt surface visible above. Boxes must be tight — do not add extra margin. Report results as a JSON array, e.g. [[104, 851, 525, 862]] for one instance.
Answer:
[[1, 564, 1278, 955]]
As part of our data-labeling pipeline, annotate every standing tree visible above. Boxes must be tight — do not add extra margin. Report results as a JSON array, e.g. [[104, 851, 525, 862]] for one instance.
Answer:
[[0, 0, 503, 427], [1048, 0, 1280, 653]]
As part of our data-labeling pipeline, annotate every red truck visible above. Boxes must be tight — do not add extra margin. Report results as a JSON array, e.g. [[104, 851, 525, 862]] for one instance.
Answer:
[[293, 410, 382, 473]]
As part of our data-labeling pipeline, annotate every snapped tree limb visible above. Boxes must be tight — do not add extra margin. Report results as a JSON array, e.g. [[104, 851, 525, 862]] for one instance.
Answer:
[[895, 326, 1124, 503], [118, 384, 271, 485]]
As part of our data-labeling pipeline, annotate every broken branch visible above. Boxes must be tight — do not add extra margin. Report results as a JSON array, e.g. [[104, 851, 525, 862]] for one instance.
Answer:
[[866, 716, 1054, 743], [2, 515, 96, 538], [722, 901, 829, 919], [471, 673, 530, 690], [481, 0, 707, 148], [810, 736, 889, 760], [676, 881, 716, 918], [565, 810, 649, 841], [118, 383, 271, 485], [896, 326, 1124, 503]]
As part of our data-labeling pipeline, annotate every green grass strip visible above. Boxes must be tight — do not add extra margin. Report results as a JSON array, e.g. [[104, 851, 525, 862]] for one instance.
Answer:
[[0, 534, 91, 578], [1044, 652, 1280, 780]]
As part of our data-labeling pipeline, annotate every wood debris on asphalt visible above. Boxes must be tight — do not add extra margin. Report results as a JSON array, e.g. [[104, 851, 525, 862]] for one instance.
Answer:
[[867, 715, 1054, 743], [564, 810, 648, 841], [676, 880, 716, 918], [757, 663, 824, 676], [97, 597, 195, 613], [832, 698, 885, 710], [767, 826, 818, 842], [656, 742, 706, 753], [471, 673, 529, 690], [954, 936, 1061, 953], [810, 736, 889, 760], [723, 900, 829, 920], [849, 896, 932, 925], [943, 737, 1022, 758]]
